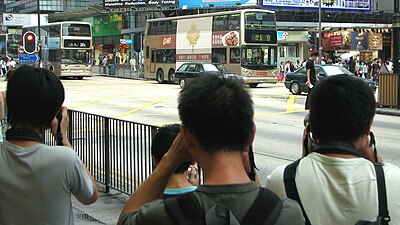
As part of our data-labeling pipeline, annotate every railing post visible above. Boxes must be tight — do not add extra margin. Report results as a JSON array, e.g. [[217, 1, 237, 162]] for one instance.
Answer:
[[104, 117, 110, 193], [67, 110, 73, 146]]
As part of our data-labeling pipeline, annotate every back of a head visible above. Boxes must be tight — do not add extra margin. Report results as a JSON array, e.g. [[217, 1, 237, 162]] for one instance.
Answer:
[[178, 76, 254, 153], [151, 124, 191, 174], [7, 65, 65, 131], [309, 75, 375, 143]]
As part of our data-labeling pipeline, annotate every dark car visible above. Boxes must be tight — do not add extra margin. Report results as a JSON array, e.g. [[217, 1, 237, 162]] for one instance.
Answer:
[[172, 63, 243, 88], [284, 65, 377, 95]]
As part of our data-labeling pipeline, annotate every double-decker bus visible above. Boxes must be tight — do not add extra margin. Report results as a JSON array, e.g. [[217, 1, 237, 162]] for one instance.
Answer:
[[0, 34, 22, 60], [22, 22, 92, 79], [144, 9, 278, 87]]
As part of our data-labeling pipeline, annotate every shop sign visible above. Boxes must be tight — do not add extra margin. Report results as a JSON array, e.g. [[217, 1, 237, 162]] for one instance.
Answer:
[[104, 0, 177, 8], [262, 0, 371, 12], [322, 31, 377, 51], [277, 31, 289, 40], [120, 39, 133, 45], [329, 35, 342, 47], [93, 14, 123, 37]]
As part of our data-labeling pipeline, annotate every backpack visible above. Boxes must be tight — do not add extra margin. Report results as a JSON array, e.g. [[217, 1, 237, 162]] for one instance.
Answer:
[[164, 188, 283, 225], [284, 141, 391, 225]]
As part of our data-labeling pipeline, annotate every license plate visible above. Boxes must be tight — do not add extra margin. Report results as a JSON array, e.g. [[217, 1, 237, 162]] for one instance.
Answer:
[[257, 72, 268, 76]]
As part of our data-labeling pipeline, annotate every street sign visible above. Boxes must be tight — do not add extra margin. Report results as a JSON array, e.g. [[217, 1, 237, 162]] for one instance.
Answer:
[[18, 45, 25, 54], [18, 54, 39, 64], [120, 38, 133, 45]]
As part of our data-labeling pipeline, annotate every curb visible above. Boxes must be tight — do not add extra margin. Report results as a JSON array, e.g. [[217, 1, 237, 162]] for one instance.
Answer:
[[376, 108, 400, 117]]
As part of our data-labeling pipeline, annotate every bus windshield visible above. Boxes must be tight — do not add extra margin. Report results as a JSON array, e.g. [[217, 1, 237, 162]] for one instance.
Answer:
[[245, 12, 276, 30], [241, 46, 277, 69], [0, 36, 6, 56], [62, 23, 91, 37], [7, 34, 22, 59], [61, 49, 91, 64]]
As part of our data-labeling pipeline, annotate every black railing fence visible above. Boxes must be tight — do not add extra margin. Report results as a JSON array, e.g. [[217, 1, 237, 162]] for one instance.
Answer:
[[45, 110, 158, 195]]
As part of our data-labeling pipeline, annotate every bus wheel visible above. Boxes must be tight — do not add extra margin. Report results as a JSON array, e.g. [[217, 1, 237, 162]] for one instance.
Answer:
[[248, 83, 258, 88], [168, 69, 175, 84], [156, 69, 164, 84], [179, 78, 186, 89]]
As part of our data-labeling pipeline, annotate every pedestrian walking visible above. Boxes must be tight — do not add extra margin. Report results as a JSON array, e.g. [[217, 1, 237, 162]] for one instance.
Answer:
[[305, 51, 319, 110], [102, 56, 108, 75], [130, 57, 136, 72]]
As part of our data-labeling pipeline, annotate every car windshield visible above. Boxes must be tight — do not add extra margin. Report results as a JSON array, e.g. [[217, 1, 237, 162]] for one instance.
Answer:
[[324, 66, 353, 76], [203, 64, 219, 72]]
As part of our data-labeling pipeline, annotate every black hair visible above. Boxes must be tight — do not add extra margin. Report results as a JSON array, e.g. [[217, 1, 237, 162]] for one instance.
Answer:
[[178, 75, 254, 153], [6, 65, 65, 132], [311, 51, 320, 57], [309, 75, 375, 142], [151, 124, 191, 174]]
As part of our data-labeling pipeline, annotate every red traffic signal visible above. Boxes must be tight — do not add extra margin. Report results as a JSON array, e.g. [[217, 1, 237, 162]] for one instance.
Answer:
[[23, 32, 37, 54]]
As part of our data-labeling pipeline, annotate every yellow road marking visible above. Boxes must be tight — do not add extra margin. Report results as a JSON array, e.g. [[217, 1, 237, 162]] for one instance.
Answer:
[[113, 93, 177, 118], [286, 95, 296, 112]]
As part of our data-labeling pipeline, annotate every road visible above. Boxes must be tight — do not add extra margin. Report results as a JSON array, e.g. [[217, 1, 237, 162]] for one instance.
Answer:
[[1, 75, 399, 183]]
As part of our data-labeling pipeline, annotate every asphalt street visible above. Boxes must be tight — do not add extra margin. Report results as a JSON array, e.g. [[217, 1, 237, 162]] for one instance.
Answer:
[[14, 75, 397, 183]]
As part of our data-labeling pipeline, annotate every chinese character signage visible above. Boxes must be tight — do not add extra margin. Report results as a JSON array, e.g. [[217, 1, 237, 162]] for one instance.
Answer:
[[262, 0, 371, 12]]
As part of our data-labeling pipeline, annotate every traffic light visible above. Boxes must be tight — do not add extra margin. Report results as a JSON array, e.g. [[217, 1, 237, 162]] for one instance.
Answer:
[[307, 31, 316, 52], [23, 32, 37, 54], [134, 34, 142, 53]]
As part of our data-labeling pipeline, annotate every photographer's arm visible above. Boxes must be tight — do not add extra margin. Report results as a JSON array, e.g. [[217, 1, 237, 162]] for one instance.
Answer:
[[118, 134, 191, 224]]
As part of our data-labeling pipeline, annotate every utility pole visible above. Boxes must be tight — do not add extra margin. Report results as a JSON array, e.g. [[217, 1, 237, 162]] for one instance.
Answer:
[[393, 0, 400, 108], [37, 0, 41, 67]]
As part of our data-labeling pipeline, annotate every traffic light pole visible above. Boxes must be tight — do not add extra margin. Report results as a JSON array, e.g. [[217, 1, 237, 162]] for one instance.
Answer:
[[37, 0, 41, 67], [318, 0, 322, 64]]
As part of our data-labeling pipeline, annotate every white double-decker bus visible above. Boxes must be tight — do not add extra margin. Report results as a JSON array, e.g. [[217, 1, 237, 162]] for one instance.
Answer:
[[144, 9, 278, 87], [22, 21, 93, 79]]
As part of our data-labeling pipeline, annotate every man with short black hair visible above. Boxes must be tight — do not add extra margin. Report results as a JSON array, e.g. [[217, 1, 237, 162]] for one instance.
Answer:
[[119, 76, 304, 225], [0, 65, 98, 225], [267, 75, 400, 225], [305, 51, 319, 110], [151, 124, 197, 198]]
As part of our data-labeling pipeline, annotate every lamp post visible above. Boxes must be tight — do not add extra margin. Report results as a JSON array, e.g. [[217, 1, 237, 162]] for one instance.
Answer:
[[37, 0, 41, 67], [393, 0, 400, 108], [318, 0, 322, 64]]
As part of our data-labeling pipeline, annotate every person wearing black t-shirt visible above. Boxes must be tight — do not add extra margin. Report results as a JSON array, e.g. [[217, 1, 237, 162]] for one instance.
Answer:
[[305, 51, 319, 110]]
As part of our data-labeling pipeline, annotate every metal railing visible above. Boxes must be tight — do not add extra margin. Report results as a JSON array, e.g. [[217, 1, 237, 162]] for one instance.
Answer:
[[45, 109, 158, 195]]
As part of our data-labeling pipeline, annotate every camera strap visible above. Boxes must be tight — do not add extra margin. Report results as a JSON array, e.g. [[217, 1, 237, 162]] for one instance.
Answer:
[[312, 141, 361, 158], [5, 128, 43, 143]]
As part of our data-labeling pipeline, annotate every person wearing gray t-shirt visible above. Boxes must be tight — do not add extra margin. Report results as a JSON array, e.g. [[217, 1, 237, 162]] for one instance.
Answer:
[[0, 65, 98, 225]]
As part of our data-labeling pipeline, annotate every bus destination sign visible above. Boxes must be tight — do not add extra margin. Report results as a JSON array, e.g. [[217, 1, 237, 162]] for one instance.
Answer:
[[103, 0, 177, 8], [63, 40, 91, 48]]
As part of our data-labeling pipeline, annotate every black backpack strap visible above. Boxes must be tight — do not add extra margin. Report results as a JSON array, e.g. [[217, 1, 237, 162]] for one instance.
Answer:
[[284, 159, 311, 225], [241, 188, 283, 225], [164, 192, 204, 225], [373, 163, 391, 225]]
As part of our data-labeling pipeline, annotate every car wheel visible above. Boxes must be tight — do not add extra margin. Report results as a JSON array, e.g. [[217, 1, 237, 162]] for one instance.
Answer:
[[290, 82, 301, 95], [156, 69, 164, 84], [179, 78, 186, 89], [248, 83, 258, 88], [168, 69, 175, 84]]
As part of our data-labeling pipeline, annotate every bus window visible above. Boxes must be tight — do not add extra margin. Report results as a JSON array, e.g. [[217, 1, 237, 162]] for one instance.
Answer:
[[245, 12, 276, 30], [50, 25, 61, 37], [213, 15, 228, 31], [230, 48, 240, 64], [167, 21, 177, 34], [49, 50, 61, 62], [149, 22, 157, 35], [156, 49, 176, 63], [62, 23, 91, 36], [228, 14, 240, 30], [146, 46, 150, 59], [156, 21, 167, 35], [212, 48, 226, 64]]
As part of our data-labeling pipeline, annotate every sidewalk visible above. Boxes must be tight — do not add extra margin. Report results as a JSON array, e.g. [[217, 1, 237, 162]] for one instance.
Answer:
[[73, 184, 129, 225]]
